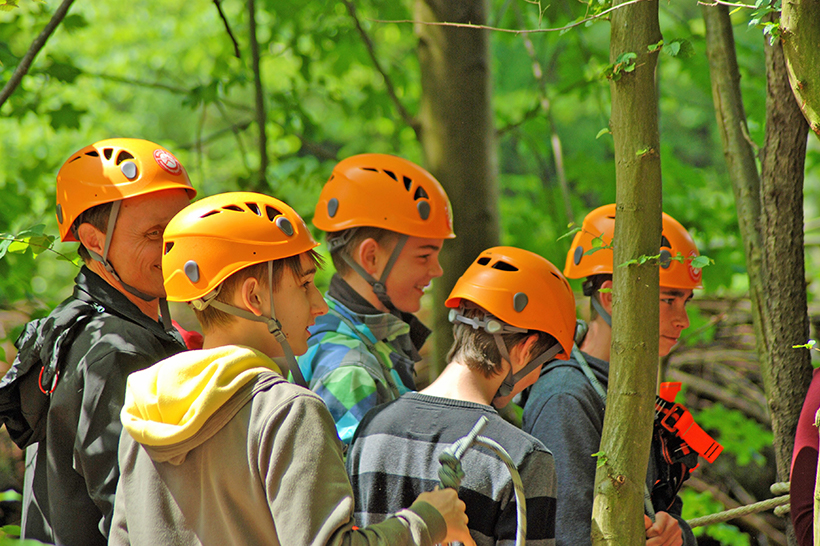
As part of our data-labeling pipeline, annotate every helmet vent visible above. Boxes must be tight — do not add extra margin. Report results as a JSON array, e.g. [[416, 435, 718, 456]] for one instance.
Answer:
[[384, 169, 398, 182], [362, 167, 378, 173], [266, 205, 282, 222], [659, 249, 672, 269], [492, 261, 519, 272], [83, 151, 99, 158], [164, 242, 174, 254], [116, 151, 135, 164], [660, 235, 671, 249], [246, 202, 261, 216], [222, 205, 243, 212], [513, 292, 529, 312], [477, 257, 491, 266], [403, 176, 413, 191], [414, 186, 428, 200], [56, 204, 64, 224], [201, 210, 220, 218], [103, 148, 114, 160]]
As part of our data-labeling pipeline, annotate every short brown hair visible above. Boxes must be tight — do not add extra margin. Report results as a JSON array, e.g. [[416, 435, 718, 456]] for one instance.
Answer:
[[195, 249, 323, 332], [446, 305, 558, 378], [72, 202, 114, 262], [326, 227, 400, 275]]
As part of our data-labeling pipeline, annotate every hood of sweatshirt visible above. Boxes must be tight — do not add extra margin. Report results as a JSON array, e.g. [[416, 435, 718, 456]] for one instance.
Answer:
[[121, 345, 282, 462]]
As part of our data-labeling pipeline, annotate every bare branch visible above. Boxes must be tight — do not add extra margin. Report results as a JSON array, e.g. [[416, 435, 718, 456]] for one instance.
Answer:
[[340, 0, 420, 139], [0, 0, 76, 110], [697, 0, 759, 8], [212, 0, 241, 58], [371, 0, 650, 36]]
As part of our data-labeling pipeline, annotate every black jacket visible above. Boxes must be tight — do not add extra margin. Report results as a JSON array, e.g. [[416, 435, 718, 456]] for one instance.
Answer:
[[6, 267, 186, 545]]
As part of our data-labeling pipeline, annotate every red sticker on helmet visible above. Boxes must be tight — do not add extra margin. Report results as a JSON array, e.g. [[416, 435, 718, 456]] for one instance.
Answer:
[[154, 149, 183, 176], [687, 250, 701, 283]]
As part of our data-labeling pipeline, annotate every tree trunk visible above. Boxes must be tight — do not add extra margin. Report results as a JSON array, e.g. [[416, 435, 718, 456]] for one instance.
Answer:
[[759, 22, 812, 546], [703, 8, 811, 544], [414, 0, 500, 375], [591, 0, 662, 543], [781, 0, 820, 136]]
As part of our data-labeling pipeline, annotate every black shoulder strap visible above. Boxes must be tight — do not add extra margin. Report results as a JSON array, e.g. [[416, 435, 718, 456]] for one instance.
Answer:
[[0, 298, 101, 448]]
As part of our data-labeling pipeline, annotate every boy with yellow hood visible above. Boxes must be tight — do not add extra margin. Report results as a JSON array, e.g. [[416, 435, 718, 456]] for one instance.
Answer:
[[110, 192, 473, 546]]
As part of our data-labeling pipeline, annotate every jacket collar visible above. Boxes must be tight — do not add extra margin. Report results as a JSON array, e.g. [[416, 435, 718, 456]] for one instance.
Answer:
[[74, 266, 183, 344]]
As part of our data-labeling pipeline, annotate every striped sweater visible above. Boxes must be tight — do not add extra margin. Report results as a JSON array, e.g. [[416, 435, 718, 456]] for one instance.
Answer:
[[347, 392, 557, 546]]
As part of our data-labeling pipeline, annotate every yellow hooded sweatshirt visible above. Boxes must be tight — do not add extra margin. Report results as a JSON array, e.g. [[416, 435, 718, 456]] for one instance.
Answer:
[[121, 344, 279, 449]]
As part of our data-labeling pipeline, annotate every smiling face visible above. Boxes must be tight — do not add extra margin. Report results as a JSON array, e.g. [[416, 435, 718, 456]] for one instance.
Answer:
[[658, 287, 693, 356], [379, 236, 445, 313], [106, 188, 191, 299], [269, 253, 329, 356]]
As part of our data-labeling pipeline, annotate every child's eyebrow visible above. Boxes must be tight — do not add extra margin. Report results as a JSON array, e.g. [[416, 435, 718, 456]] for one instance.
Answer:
[[301, 266, 317, 278]]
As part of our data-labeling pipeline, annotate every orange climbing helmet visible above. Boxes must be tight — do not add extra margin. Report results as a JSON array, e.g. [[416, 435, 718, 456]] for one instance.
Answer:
[[446, 246, 576, 360], [56, 138, 196, 242], [162, 192, 318, 303], [564, 204, 703, 290], [313, 153, 455, 239]]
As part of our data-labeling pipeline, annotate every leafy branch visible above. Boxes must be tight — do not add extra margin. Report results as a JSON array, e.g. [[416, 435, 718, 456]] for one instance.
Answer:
[[0, 226, 81, 266], [619, 252, 714, 269]]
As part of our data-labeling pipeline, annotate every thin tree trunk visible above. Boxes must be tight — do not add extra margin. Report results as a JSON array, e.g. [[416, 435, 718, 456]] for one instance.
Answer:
[[758, 22, 812, 546], [415, 0, 500, 376], [248, 0, 268, 191], [592, 0, 662, 543]]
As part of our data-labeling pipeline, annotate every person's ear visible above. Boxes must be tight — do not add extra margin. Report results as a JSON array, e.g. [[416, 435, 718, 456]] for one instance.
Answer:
[[355, 238, 381, 276], [598, 279, 613, 315], [510, 334, 540, 372], [76, 223, 105, 257], [238, 277, 265, 317]]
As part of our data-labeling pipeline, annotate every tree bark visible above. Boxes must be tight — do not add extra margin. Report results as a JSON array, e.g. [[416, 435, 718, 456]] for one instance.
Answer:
[[248, 0, 268, 191], [591, 0, 662, 543], [781, 0, 820, 136], [759, 20, 812, 538], [414, 0, 500, 375]]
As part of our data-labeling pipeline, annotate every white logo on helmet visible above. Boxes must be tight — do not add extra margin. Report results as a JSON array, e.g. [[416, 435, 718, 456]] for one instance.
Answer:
[[153, 149, 183, 176], [687, 250, 701, 283]]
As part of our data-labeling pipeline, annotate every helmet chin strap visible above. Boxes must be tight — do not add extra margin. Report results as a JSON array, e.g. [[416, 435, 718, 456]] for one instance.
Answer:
[[328, 229, 408, 312], [190, 262, 310, 389], [591, 292, 612, 327], [448, 307, 563, 400], [83, 200, 173, 330]]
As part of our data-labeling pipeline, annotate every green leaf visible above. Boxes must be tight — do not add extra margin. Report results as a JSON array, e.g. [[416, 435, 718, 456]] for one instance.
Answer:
[[43, 57, 82, 83], [0, 346, 5, 363], [647, 39, 664, 53], [557, 226, 581, 241], [7, 240, 29, 254], [61, 13, 89, 33], [0, 0, 18, 11], [592, 451, 608, 468], [663, 39, 695, 59], [48, 103, 87, 130], [596, 128, 611, 139], [598, 287, 612, 293], [690, 255, 713, 269], [0, 237, 11, 260], [0, 490, 20, 502]]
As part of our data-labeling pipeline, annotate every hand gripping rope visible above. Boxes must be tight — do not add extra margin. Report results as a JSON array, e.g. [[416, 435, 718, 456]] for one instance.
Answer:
[[438, 416, 528, 546]]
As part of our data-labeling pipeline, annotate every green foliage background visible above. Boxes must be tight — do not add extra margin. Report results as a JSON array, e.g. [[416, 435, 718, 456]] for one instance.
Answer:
[[1, 0, 819, 540]]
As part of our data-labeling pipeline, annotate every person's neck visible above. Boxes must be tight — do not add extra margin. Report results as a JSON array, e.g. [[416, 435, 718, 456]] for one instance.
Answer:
[[202, 322, 286, 372], [340, 272, 389, 313], [420, 360, 498, 406], [580, 317, 611, 362], [86, 260, 159, 321]]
